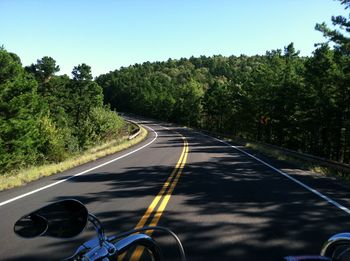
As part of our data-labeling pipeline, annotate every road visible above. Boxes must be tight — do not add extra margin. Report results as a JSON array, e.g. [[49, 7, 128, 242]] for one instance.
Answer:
[[1, 118, 350, 260]]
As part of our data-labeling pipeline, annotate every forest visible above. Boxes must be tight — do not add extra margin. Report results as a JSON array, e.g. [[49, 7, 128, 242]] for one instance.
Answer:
[[96, 0, 350, 164], [1, 0, 350, 176], [0, 49, 125, 174]]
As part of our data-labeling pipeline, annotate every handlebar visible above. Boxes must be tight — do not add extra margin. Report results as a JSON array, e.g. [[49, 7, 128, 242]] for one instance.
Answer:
[[73, 233, 161, 261], [65, 225, 185, 261], [16, 199, 350, 261]]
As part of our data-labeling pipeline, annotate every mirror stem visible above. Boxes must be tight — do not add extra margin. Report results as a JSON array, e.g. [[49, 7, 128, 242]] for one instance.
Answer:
[[88, 214, 106, 246]]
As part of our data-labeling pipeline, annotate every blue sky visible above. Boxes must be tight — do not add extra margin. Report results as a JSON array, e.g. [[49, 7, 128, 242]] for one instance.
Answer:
[[0, 0, 348, 76]]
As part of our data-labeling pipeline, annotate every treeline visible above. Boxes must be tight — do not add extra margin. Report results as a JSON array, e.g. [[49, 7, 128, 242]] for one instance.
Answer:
[[0, 48, 125, 173], [96, 1, 350, 164]]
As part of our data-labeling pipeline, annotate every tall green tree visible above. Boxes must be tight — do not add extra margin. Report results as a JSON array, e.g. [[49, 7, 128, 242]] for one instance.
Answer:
[[68, 63, 103, 147], [203, 78, 231, 132], [96, 40, 349, 163], [0, 49, 43, 170], [25, 56, 60, 84], [315, 0, 350, 161], [315, 0, 350, 54]]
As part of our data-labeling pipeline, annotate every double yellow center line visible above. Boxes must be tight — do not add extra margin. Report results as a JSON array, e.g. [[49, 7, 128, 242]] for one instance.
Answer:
[[122, 134, 189, 261]]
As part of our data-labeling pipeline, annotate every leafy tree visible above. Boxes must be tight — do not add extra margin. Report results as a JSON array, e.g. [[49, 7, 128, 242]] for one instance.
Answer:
[[203, 78, 231, 132], [72, 63, 93, 81], [0, 49, 43, 171], [315, 0, 350, 54], [93, 6, 350, 164], [173, 79, 203, 126], [25, 56, 60, 84], [315, 0, 350, 162], [304, 45, 338, 157], [0, 47, 126, 175], [68, 64, 103, 147]]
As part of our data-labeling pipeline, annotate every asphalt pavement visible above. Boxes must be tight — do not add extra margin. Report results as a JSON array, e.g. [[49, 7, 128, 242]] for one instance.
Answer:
[[1, 118, 350, 261]]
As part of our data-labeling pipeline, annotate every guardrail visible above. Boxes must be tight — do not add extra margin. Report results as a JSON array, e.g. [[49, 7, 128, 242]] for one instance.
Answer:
[[198, 129, 350, 174], [256, 141, 350, 173], [121, 114, 350, 174], [125, 119, 141, 140]]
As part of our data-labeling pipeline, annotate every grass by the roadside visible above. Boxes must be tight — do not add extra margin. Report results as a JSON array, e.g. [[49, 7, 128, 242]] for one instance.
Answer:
[[246, 142, 312, 168], [244, 141, 349, 181], [0, 126, 148, 191]]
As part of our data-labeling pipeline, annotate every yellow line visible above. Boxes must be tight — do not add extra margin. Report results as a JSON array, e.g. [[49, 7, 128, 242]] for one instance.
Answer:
[[150, 143, 188, 227], [129, 140, 189, 261], [133, 136, 186, 230], [118, 136, 188, 261]]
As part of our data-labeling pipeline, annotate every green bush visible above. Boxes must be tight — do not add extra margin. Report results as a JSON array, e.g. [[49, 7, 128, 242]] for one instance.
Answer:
[[89, 107, 125, 142], [0, 48, 127, 175], [37, 115, 67, 162]]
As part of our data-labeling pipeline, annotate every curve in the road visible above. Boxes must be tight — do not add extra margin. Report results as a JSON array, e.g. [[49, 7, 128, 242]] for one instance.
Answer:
[[0, 124, 158, 208]]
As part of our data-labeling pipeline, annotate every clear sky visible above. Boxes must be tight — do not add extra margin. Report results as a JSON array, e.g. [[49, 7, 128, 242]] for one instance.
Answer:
[[0, 0, 348, 77]]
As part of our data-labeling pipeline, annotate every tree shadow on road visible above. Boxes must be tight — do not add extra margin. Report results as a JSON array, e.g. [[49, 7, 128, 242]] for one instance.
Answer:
[[5, 127, 350, 261]]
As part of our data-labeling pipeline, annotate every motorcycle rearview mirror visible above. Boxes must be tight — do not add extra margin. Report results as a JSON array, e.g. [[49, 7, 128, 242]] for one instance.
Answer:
[[14, 199, 88, 239]]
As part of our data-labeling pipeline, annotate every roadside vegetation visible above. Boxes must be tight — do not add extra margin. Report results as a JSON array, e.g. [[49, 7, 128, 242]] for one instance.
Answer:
[[1, 0, 350, 189], [0, 48, 143, 187], [240, 140, 350, 189], [0, 126, 147, 191], [97, 0, 350, 165], [240, 140, 349, 180]]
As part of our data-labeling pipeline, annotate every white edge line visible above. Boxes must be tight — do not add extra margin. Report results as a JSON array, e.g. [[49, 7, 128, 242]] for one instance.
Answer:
[[197, 132, 350, 215], [0, 124, 158, 207]]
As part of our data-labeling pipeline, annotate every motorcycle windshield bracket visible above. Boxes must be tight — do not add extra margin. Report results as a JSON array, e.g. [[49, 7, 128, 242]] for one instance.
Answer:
[[88, 213, 107, 246]]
